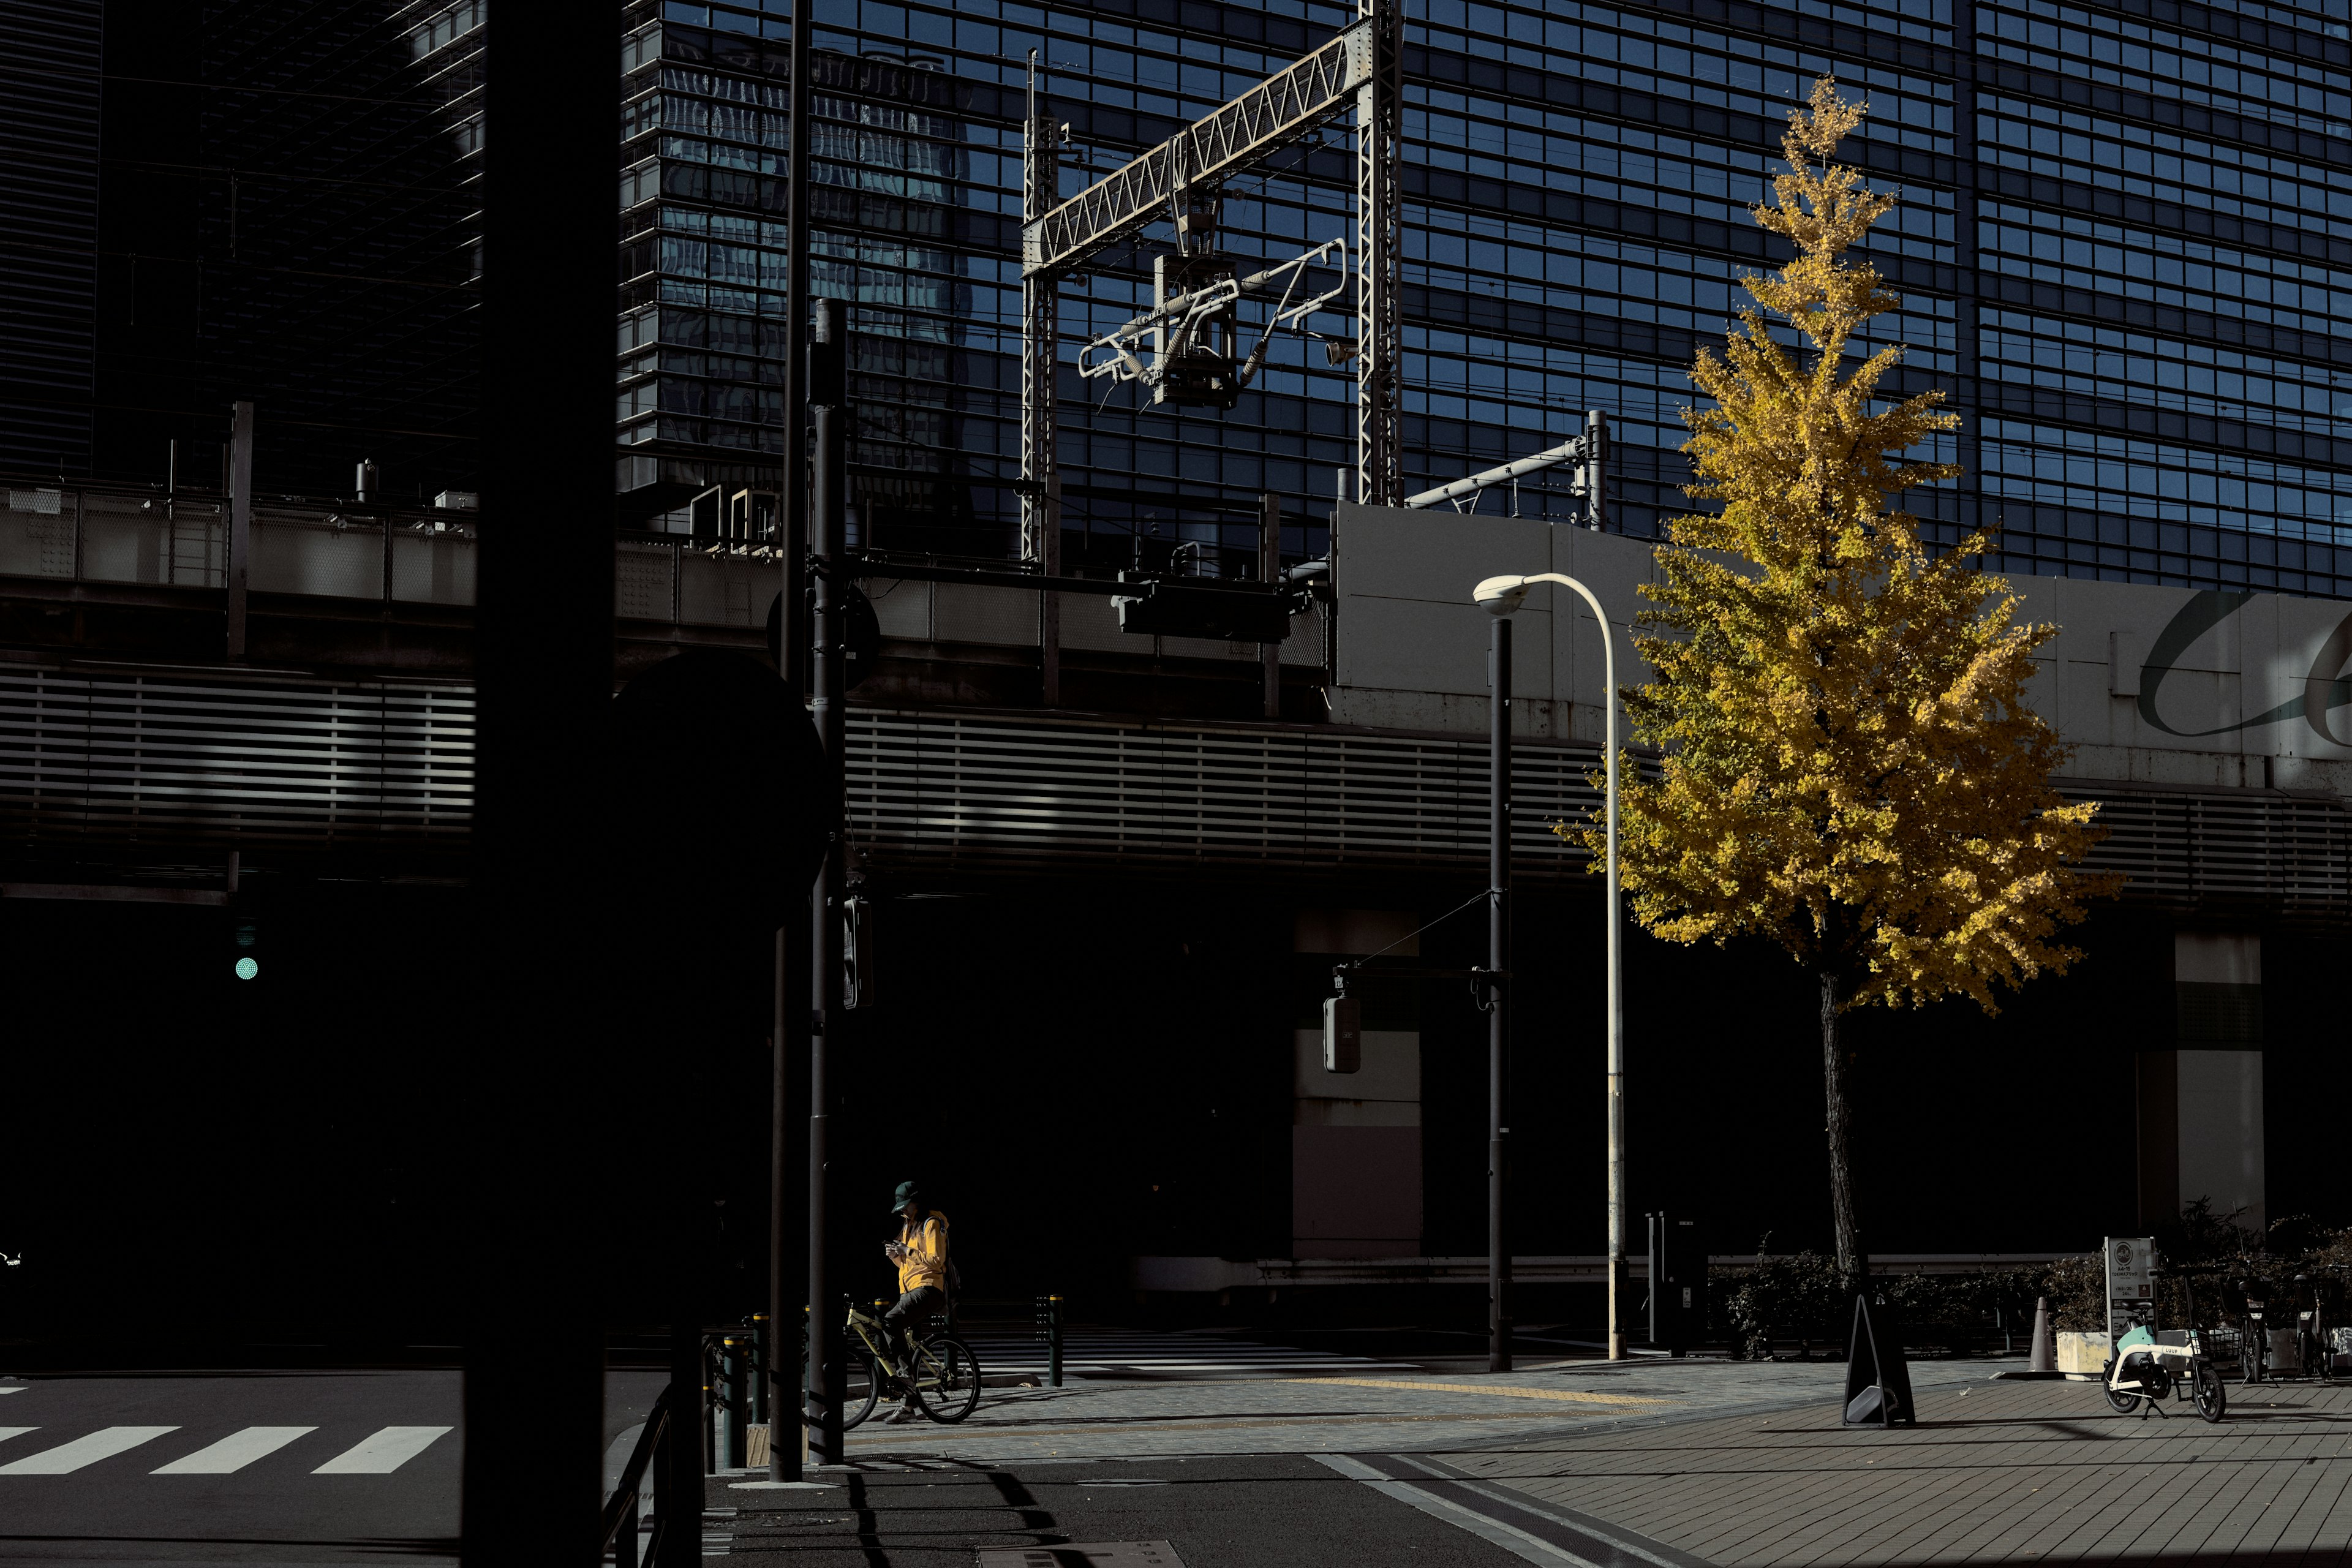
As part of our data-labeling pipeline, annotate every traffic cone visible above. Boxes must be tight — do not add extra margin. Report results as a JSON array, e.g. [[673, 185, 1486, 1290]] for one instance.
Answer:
[[2029, 1296, 2057, 1374]]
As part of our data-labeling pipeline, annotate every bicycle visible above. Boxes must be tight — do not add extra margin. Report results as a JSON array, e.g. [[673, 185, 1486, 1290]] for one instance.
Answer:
[[2293, 1270, 2341, 1383], [2237, 1273, 2274, 1387], [836, 1297, 983, 1428], [2103, 1268, 2226, 1424]]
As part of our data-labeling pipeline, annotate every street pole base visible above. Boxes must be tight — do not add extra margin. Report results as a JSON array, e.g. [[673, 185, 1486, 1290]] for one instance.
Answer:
[[1608, 1332, 1627, 1361]]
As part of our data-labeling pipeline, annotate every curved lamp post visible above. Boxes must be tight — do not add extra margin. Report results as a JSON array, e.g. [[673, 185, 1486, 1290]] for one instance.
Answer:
[[1473, 572, 1629, 1362]]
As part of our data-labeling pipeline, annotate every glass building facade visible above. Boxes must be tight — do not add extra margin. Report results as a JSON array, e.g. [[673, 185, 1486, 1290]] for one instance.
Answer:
[[0, 2, 483, 498], [604, 0, 2350, 587]]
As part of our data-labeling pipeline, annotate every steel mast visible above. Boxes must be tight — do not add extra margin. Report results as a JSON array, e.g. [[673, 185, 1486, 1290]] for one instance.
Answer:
[[1018, 0, 1400, 528], [1354, 0, 1401, 506]]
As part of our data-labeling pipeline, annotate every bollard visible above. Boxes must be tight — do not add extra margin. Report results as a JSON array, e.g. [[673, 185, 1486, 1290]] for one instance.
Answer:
[[723, 1335, 748, 1470], [1036, 1294, 1065, 1387], [702, 1351, 717, 1476], [750, 1317, 767, 1427], [2029, 1296, 2056, 1374]]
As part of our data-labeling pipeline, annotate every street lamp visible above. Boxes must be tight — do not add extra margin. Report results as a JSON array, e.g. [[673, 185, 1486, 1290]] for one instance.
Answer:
[[1474, 573, 1629, 1363]]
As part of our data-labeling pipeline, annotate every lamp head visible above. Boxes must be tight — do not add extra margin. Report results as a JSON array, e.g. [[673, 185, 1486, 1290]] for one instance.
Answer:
[[1474, 575, 1531, 616]]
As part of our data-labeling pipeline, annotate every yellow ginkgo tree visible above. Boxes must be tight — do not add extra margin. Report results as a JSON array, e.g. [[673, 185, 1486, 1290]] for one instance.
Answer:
[[1578, 78, 2116, 1288]]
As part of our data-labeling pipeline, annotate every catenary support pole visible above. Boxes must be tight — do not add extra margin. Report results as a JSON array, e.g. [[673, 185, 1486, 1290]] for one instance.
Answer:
[[1022, 59, 1062, 706], [225, 401, 252, 660], [463, 0, 614, 1556], [1354, 0, 1401, 503], [1260, 493, 1283, 720], [1488, 613, 1512, 1373], [805, 301, 847, 1466]]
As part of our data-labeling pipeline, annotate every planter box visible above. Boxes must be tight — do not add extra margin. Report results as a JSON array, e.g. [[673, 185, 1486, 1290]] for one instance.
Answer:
[[2056, 1331, 2110, 1378]]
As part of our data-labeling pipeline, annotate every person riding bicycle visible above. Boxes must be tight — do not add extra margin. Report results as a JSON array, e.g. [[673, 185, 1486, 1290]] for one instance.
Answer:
[[880, 1181, 949, 1423]]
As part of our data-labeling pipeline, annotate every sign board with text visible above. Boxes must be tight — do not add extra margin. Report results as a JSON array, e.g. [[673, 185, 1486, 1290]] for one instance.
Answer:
[[2106, 1234, 2157, 1354]]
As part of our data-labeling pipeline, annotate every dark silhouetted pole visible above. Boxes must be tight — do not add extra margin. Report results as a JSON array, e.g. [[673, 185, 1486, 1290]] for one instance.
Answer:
[[1489, 614, 1512, 1373], [1260, 494, 1282, 719], [463, 0, 615, 1556], [766, 0, 816, 1478], [225, 401, 251, 660], [805, 300, 846, 1464]]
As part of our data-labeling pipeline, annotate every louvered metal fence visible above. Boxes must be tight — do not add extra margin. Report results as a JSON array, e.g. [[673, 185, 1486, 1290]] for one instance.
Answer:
[[0, 666, 2342, 916], [0, 666, 473, 851]]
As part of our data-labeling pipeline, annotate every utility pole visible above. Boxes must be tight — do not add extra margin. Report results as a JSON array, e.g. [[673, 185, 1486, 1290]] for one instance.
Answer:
[[804, 299, 846, 1466], [1488, 614, 1512, 1373], [766, 0, 816, 1483], [462, 0, 614, 1554]]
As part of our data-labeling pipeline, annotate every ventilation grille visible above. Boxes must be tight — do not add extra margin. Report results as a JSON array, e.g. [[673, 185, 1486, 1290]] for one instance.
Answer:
[[0, 667, 473, 850], [0, 670, 2340, 916], [847, 711, 1596, 877]]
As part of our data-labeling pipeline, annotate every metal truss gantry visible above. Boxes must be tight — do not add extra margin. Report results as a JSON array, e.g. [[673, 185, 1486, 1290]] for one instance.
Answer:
[[1018, 0, 1404, 568], [1352, 0, 1402, 510], [1406, 410, 1610, 526]]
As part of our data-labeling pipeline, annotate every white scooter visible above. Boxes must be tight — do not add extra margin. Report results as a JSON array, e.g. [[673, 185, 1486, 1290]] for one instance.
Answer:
[[2104, 1321, 2227, 1423]]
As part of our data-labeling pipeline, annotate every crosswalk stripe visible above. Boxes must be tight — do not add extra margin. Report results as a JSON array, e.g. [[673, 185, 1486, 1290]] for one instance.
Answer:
[[153, 1426, 318, 1474], [311, 1425, 453, 1474], [0, 1428, 32, 1445], [0, 1387, 24, 1395], [0, 1427, 179, 1474]]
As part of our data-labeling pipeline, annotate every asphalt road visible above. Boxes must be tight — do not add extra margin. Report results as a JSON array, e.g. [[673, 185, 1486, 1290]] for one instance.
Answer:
[[0, 1366, 665, 1567]]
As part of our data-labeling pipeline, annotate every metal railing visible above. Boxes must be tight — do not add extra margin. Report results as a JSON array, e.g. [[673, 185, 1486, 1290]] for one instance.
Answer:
[[2, 481, 477, 607], [600, 1386, 677, 1568], [703, 1325, 763, 1472]]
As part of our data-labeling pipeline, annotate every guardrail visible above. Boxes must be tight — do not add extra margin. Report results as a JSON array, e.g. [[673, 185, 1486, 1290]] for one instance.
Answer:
[[600, 1385, 679, 1568]]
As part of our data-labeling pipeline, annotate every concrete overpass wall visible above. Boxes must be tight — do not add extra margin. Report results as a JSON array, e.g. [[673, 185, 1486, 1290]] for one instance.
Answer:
[[1325, 501, 2352, 796]]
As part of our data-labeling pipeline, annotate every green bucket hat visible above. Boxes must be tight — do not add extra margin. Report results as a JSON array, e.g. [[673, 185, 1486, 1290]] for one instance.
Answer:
[[890, 1180, 921, 1214]]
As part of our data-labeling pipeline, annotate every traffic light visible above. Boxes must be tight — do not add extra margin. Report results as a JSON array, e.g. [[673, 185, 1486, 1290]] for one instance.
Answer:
[[1322, 995, 1360, 1073], [231, 918, 261, 981]]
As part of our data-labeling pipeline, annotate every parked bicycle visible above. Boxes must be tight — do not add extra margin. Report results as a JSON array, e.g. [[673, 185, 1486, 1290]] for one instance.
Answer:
[[2237, 1269, 2274, 1386], [837, 1297, 983, 1428], [2103, 1267, 2226, 1424], [2294, 1270, 2342, 1383]]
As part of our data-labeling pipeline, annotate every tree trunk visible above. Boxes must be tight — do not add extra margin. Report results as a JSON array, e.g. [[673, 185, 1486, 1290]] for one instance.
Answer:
[[1820, 970, 1867, 1291]]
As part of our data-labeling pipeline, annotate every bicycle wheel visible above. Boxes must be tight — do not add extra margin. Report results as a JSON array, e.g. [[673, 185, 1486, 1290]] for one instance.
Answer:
[[839, 1350, 883, 1430], [2192, 1359, 2227, 1423], [2096, 1356, 2139, 1414], [913, 1336, 984, 1424]]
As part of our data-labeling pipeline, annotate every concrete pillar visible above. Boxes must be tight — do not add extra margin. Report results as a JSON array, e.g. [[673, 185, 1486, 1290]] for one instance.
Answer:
[[2139, 933, 2264, 1231], [1292, 910, 1423, 1259]]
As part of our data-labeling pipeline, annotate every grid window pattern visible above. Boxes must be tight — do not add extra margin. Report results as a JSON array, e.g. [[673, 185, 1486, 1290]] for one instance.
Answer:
[[613, 0, 2352, 593]]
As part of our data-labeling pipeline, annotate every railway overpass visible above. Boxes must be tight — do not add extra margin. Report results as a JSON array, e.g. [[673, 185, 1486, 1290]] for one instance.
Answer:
[[1, 475, 2338, 1251]]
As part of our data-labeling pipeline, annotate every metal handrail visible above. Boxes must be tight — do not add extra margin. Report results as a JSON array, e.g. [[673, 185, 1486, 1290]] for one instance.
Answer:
[[600, 1387, 673, 1568]]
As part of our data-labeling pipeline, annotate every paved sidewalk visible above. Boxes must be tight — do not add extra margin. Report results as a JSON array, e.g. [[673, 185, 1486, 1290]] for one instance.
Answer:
[[713, 1359, 2352, 1563], [1450, 1375, 2352, 1564], [823, 1352, 1998, 1465]]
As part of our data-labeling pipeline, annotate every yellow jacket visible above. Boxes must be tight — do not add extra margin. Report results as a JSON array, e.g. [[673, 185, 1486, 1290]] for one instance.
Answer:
[[897, 1210, 949, 1294]]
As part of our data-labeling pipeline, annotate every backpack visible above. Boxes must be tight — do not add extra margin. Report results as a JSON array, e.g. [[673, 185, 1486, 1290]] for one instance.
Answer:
[[932, 1209, 963, 1297]]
